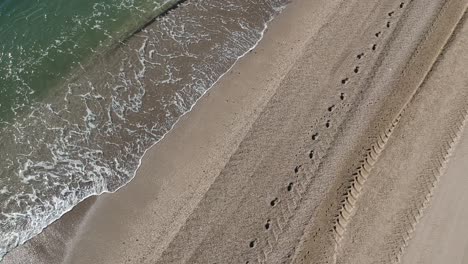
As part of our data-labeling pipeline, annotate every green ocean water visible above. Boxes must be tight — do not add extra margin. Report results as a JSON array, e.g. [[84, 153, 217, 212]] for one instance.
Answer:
[[0, 0, 176, 122], [0, 0, 288, 259]]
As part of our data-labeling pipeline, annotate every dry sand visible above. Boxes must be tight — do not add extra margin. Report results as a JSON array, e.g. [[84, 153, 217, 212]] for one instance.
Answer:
[[402, 126, 468, 264], [3, 0, 468, 263], [399, 15, 468, 263]]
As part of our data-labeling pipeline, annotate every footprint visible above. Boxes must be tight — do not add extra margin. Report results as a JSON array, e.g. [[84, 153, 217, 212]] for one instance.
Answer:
[[249, 240, 256, 248], [400, 2, 405, 8], [372, 44, 377, 51], [354, 66, 360, 73], [388, 11, 394, 17], [386, 21, 391, 28], [309, 150, 314, 159], [375, 31, 381, 37], [312, 133, 319, 140], [341, 78, 349, 84], [326, 120, 331, 128], [294, 165, 302, 173], [287, 182, 294, 192], [270, 198, 279, 207], [357, 53, 364, 59], [328, 105, 335, 112], [340, 92, 345, 100]]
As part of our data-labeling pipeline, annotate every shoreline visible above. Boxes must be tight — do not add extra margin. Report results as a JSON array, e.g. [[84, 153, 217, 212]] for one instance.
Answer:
[[3, 0, 468, 263], [2, 0, 327, 262], [2, 0, 288, 254]]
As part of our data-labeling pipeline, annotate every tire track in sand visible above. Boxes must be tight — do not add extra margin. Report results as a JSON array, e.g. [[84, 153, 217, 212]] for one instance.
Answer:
[[331, 4, 468, 264], [293, 0, 467, 263]]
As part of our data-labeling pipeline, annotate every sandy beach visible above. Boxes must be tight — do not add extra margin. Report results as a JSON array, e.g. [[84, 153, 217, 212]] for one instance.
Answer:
[[3, 0, 468, 263], [402, 123, 468, 263]]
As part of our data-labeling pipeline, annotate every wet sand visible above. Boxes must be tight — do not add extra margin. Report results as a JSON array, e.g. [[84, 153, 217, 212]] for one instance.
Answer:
[[3, 0, 468, 263], [3, 0, 333, 262]]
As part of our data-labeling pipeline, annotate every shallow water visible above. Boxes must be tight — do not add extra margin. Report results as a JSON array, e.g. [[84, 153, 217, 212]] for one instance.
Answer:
[[0, 0, 179, 121], [0, 0, 288, 259]]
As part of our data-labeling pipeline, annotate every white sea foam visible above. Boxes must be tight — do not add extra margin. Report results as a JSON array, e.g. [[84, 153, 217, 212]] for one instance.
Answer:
[[0, 0, 288, 260]]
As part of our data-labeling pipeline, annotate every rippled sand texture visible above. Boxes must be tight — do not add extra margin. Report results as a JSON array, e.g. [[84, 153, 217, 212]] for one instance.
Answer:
[[3, 0, 468, 263]]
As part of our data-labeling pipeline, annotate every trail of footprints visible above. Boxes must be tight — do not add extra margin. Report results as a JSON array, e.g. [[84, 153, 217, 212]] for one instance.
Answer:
[[243, 2, 409, 264], [331, 1, 411, 258]]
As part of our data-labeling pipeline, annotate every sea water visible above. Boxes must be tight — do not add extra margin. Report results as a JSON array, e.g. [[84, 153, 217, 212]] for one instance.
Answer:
[[0, 0, 287, 259]]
